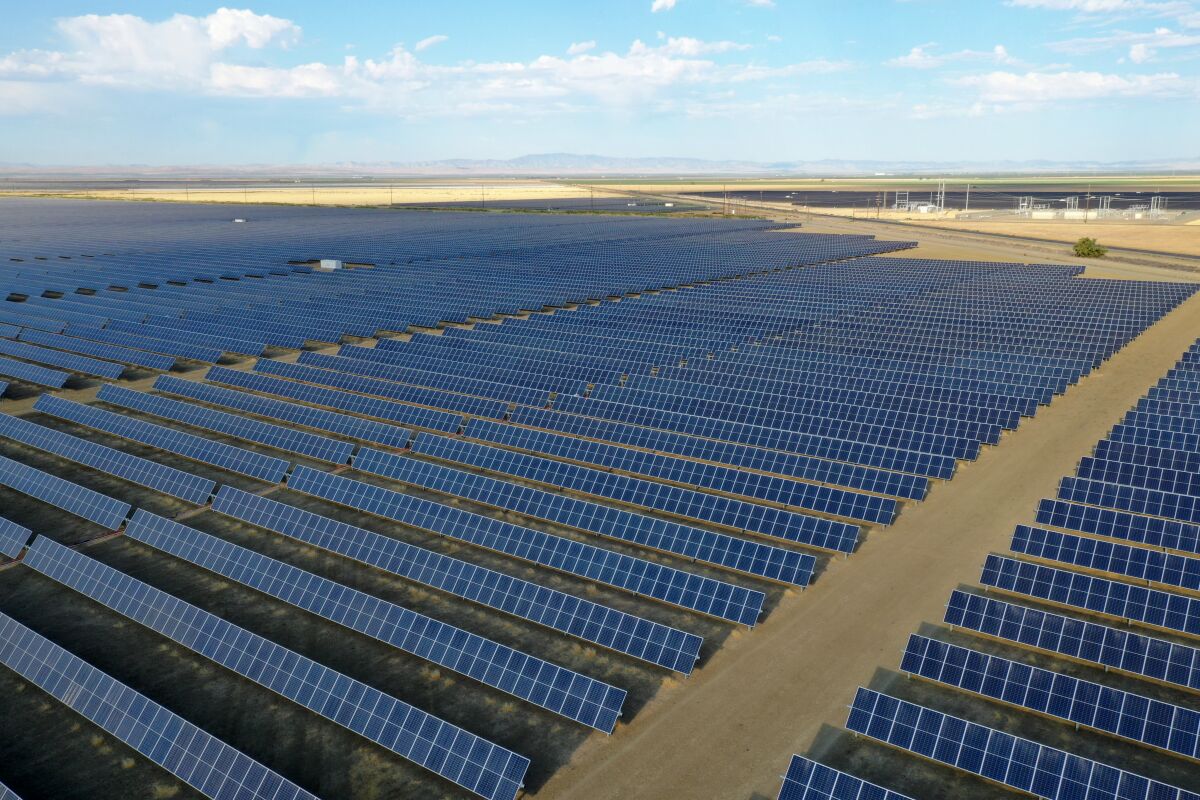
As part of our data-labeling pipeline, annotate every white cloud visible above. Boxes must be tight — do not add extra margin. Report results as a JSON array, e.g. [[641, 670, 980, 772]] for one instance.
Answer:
[[1051, 26, 1200, 55], [886, 43, 1018, 69], [952, 68, 1190, 103], [657, 36, 751, 56], [414, 35, 448, 52], [1008, 0, 1184, 11], [1130, 41, 1155, 59], [0, 9, 854, 119], [744, 0, 776, 7], [0, 9, 299, 90], [651, 0, 678, 12]]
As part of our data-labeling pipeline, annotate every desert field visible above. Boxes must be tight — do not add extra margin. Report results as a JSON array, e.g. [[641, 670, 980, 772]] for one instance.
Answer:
[[0, 180, 628, 207], [904, 219, 1200, 257]]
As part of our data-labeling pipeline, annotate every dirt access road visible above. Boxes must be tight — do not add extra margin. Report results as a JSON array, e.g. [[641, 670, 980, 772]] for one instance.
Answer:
[[538, 284, 1200, 799]]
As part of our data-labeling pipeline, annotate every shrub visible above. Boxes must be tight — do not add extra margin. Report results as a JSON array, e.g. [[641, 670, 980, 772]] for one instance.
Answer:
[[1073, 237, 1108, 258]]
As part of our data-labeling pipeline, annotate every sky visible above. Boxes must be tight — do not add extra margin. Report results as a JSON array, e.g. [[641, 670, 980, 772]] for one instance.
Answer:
[[1, 0, 1198, 165]]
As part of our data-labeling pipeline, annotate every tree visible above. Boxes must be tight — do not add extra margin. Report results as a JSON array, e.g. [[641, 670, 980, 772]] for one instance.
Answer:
[[1073, 237, 1108, 258]]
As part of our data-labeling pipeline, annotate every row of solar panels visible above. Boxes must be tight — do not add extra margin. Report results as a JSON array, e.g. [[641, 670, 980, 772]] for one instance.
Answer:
[[771, 335, 1200, 799]]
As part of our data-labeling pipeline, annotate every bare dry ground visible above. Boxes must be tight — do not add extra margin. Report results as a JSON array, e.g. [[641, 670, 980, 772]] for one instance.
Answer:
[[905, 220, 1200, 258], [536, 285, 1200, 800], [0, 181, 627, 206]]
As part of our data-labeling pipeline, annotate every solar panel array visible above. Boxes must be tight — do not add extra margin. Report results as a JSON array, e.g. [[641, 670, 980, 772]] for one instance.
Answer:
[[0, 516, 31, 559], [0, 453, 130, 529], [5, 201, 1200, 799], [0, 609, 317, 800], [35, 394, 291, 483], [23, 536, 531, 800], [210, 486, 702, 673], [0, 412, 215, 504], [778, 755, 912, 800], [124, 509, 628, 733], [774, 334, 1200, 798]]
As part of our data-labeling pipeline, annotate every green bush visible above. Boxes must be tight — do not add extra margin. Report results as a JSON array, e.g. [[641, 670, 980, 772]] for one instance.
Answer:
[[1073, 237, 1108, 258]]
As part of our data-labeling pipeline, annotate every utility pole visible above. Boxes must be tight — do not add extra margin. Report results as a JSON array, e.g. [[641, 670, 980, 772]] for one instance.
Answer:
[[1084, 183, 1091, 225], [311, 185, 316, 205], [964, 183, 970, 212], [389, 185, 393, 206]]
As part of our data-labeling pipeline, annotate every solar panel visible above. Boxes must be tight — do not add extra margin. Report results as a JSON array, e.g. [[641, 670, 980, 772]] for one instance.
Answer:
[[0, 516, 31, 559], [778, 755, 912, 800], [1035, 498, 1200, 556], [0, 780, 17, 800], [18, 329, 176, 371], [210, 487, 701, 673], [0, 338, 125, 379], [96, 384, 354, 464], [981, 554, 1200, 637], [1059, 476, 1200, 525], [901, 633, 1200, 760], [0, 413, 215, 505], [34, 394, 290, 484], [286, 465, 765, 626], [23, 537, 530, 800], [125, 509, 627, 732], [204, 366, 464, 434], [64, 325, 223, 364], [944, 590, 1200, 693], [254, 359, 508, 419], [1012, 524, 1200, 593], [0, 453, 130, 529], [0, 608, 318, 800], [154, 374, 412, 448], [846, 687, 1198, 800], [410, 433, 864, 551], [353, 446, 815, 586], [0, 356, 69, 388]]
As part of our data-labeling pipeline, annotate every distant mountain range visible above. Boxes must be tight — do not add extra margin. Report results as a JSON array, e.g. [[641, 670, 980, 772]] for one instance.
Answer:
[[1, 153, 1198, 178]]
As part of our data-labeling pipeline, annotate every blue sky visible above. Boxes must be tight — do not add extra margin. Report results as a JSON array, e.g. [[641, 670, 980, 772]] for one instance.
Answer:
[[1, 1, 1198, 165]]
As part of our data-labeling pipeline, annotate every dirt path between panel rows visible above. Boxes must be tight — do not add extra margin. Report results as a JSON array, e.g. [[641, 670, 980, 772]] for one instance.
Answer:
[[538, 287, 1200, 800]]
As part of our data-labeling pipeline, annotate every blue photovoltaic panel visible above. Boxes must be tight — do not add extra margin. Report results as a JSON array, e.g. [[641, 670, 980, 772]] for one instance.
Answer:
[[0, 382, 7, 398], [1011, 524, 1200, 593], [980, 554, 1200, 637], [945, 590, 1200, 693], [18, 329, 176, 371], [0, 516, 31, 559], [23, 537, 530, 800], [901, 634, 1200, 760], [0, 781, 17, 800], [778, 756, 912, 800], [1035, 498, 1200, 556], [0, 609, 317, 800], [0, 453, 130, 529], [286, 465, 765, 626], [846, 687, 1200, 800], [96, 384, 354, 464], [352, 447, 814, 586], [65, 325, 223, 364], [0, 413, 215, 505], [125, 509, 627, 733], [34, 395, 290, 484], [411, 433, 864, 551], [1059, 476, 1200, 525], [0, 356, 69, 388], [254, 359, 508, 419], [154, 375, 412, 448], [0, 338, 125, 379], [205, 366, 465, 434], [210, 487, 701, 673]]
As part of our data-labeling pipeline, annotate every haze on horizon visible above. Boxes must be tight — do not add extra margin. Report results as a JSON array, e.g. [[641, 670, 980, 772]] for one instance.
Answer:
[[1, 0, 1199, 167]]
